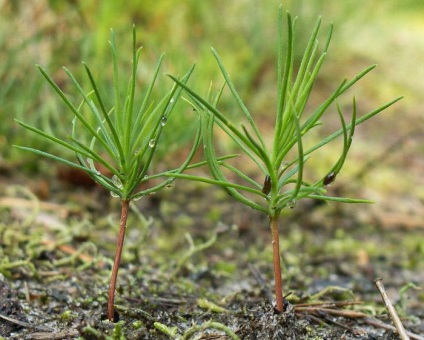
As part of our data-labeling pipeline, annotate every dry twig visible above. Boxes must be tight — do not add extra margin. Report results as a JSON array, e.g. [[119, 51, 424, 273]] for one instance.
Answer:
[[374, 277, 410, 340], [363, 317, 424, 340], [0, 313, 53, 332]]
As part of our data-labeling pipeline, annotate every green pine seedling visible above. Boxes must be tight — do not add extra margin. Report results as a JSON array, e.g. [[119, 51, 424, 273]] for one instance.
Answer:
[[169, 7, 402, 312], [15, 27, 201, 322]]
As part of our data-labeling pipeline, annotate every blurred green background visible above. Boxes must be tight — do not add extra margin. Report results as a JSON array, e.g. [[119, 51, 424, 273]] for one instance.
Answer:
[[1, 0, 423, 219]]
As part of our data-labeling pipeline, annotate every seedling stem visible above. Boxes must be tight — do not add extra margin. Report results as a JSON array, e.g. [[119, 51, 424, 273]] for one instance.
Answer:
[[108, 199, 130, 321], [270, 215, 284, 312]]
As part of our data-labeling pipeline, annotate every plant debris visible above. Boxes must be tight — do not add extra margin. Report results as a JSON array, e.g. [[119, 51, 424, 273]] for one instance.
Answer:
[[0, 177, 423, 339]]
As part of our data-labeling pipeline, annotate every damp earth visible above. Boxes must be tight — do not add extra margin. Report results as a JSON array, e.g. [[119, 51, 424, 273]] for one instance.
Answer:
[[0, 169, 423, 339]]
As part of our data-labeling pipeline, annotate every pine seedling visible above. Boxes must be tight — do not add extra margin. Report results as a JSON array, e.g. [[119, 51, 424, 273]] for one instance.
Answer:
[[15, 27, 201, 321], [169, 7, 402, 312]]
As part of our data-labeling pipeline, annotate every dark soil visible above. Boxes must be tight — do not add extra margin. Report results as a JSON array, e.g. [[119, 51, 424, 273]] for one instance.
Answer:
[[0, 168, 423, 339]]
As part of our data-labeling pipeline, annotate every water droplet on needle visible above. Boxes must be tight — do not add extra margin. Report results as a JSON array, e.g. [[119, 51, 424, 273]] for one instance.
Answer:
[[287, 199, 297, 209], [112, 175, 123, 189]]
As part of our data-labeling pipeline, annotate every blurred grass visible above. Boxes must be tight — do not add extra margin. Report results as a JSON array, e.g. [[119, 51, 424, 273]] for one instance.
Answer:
[[1, 0, 423, 202]]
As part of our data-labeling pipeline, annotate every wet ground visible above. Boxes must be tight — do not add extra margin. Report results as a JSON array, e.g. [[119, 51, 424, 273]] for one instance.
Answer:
[[0, 168, 423, 339]]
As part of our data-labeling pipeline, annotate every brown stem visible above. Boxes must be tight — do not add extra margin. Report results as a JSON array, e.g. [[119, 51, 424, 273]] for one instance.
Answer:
[[270, 214, 284, 312], [107, 199, 130, 322]]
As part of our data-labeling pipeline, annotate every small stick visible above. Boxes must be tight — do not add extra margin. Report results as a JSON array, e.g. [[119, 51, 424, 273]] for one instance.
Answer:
[[374, 278, 410, 340], [363, 317, 424, 340], [295, 301, 362, 308], [24, 329, 80, 340], [41, 241, 96, 264], [300, 313, 326, 326], [295, 307, 367, 318], [319, 313, 355, 332], [0, 313, 53, 332]]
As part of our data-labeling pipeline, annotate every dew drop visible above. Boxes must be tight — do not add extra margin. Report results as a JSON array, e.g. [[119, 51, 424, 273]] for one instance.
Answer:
[[133, 195, 143, 201], [112, 175, 123, 189], [110, 191, 119, 198], [160, 116, 167, 126], [149, 139, 155, 148], [287, 199, 297, 209], [280, 162, 289, 171], [170, 98, 175, 104]]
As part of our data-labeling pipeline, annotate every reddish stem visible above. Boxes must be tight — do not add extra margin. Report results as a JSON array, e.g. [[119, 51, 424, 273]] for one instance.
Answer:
[[270, 214, 284, 312], [107, 199, 130, 322]]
